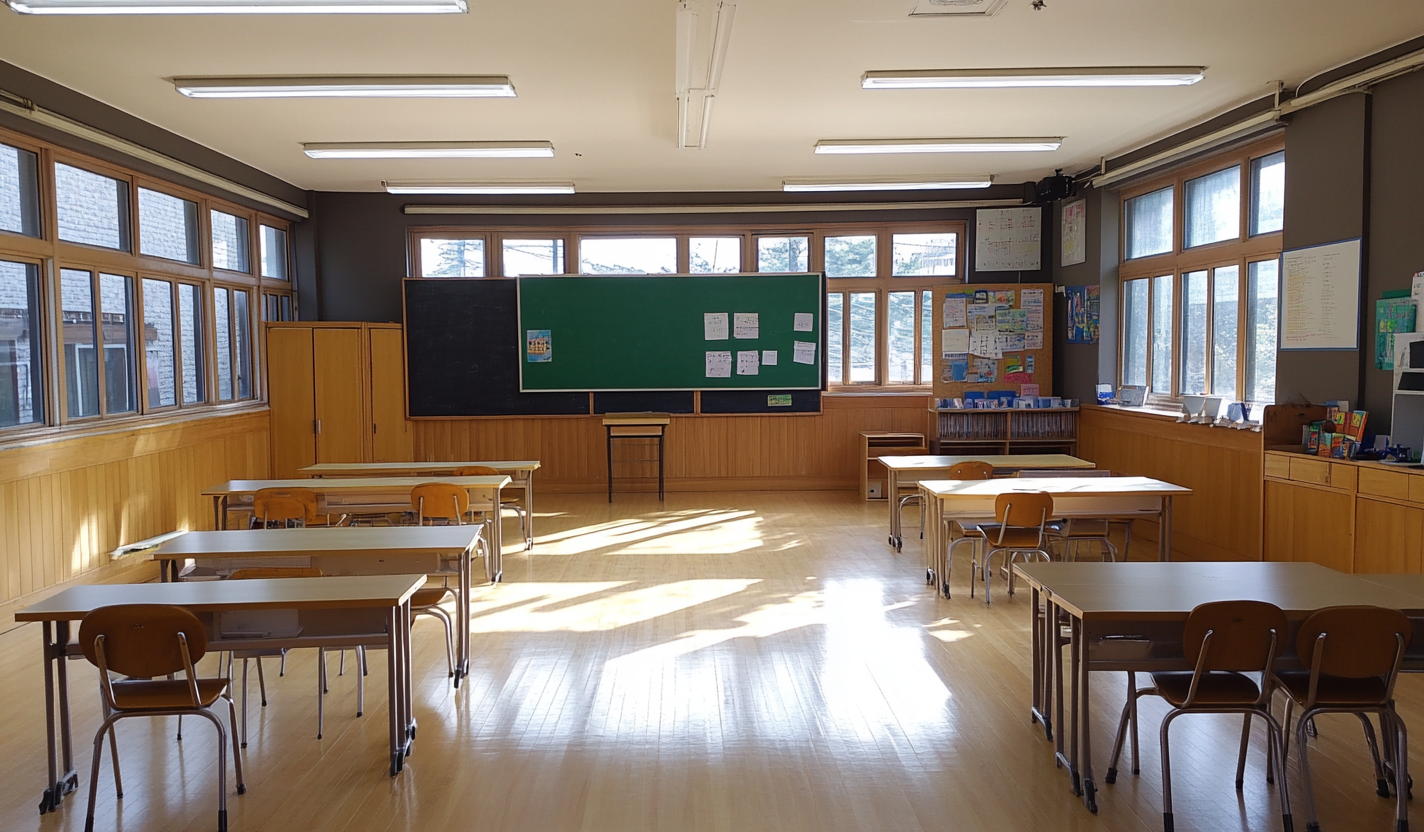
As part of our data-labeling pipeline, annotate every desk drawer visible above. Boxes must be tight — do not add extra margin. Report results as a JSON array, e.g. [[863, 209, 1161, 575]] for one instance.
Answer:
[[1359, 467, 1411, 500], [1289, 458, 1332, 486], [1263, 454, 1291, 480]]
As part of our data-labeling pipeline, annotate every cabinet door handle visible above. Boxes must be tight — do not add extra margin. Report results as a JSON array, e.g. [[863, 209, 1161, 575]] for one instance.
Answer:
[[314, 419, 322, 435]]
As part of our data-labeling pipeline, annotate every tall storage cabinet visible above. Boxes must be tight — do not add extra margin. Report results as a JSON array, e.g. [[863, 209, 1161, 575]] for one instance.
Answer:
[[266, 323, 412, 478]]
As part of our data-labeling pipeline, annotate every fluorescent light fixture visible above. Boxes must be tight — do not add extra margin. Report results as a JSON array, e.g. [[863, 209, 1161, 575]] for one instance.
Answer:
[[815, 138, 1061, 154], [862, 67, 1206, 89], [383, 180, 575, 195], [782, 176, 993, 192], [675, 0, 737, 149], [174, 75, 513, 98], [7, 0, 463, 12], [303, 141, 554, 159]]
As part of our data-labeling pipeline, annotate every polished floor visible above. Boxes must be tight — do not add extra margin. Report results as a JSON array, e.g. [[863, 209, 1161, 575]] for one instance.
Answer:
[[0, 491, 1416, 832]]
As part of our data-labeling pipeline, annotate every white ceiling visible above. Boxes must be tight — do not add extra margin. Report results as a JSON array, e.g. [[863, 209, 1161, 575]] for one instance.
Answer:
[[2, 0, 1423, 195]]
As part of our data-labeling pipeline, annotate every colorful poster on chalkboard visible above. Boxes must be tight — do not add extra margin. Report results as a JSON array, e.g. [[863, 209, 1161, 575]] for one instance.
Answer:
[[1066, 285, 1100, 344], [526, 330, 552, 362]]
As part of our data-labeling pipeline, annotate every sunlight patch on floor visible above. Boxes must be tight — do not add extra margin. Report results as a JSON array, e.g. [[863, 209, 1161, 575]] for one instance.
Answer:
[[534, 509, 762, 555], [468, 579, 760, 633]]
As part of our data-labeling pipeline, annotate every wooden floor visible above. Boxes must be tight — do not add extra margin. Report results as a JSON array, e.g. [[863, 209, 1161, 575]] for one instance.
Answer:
[[0, 490, 1416, 832]]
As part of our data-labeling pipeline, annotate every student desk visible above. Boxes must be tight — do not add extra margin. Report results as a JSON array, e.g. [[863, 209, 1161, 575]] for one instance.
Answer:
[[298, 461, 540, 550], [879, 454, 1094, 550], [1012, 561, 1424, 815], [16, 574, 425, 814], [201, 475, 510, 580], [602, 413, 671, 502], [919, 476, 1192, 598], [150, 527, 484, 685]]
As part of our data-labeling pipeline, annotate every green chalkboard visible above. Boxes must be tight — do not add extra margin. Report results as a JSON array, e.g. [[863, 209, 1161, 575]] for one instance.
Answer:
[[518, 273, 824, 391]]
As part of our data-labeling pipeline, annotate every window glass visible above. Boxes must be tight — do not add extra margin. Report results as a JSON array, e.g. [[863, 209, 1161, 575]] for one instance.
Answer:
[[0, 259, 43, 427], [892, 233, 957, 276], [825, 235, 876, 277], [921, 290, 933, 384], [579, 237, 676, 275], [827, 293, 843, 384], [280, 295, 292, 322], [1151, 275, 1174, 395], [1184, 166, 1241, 248], [260, 225, 289, 279], [214, 287, 232, 401], [1122, 279, 1149, 386], [56, 163, 130, 251], [1251, 152, 1285, 236], [180, 284, 204, 405], [849, 291, 876, 381], [234, 290, 251, 399], [1212, 266, 1240, 400], [421, 238, 484, 277], [689, 237, 741, 274], [1124, 186, 1172, 260], [887, 291, 916, 383], [757, 236, 809, 272], [1180, 270, 1208, 395], [211, 210, 250, 272], [0, 143, 41, 238], [60, 269, 99, 418], [142, 279, 176, 408], [138, 188, 200, 264], [502, 239, 564, 276], [99, 273, 135, 414], [1246, 259, 1279, 404]]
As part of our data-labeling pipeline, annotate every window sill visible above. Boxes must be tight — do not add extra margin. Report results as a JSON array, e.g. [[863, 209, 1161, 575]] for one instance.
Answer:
[[0, 402, 269, 453], [825, 387, 932, 396]]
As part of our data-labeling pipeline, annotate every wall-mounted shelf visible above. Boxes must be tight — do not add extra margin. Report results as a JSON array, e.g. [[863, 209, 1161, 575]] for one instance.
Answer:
[[929, 407, 1078, 455]]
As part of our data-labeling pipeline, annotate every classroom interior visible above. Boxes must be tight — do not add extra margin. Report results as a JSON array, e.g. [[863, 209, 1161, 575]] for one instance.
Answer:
[[5, 3, 1424, 832]]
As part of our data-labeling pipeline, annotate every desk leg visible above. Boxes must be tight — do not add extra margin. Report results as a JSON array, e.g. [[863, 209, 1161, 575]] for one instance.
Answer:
[[888, 470, 900, 550], [606, 428, 614, 504], [1068, 615, 1082, 796], [401, 599, 415, 749], [657, 431, 665, 501], [524, 474, 535, 551], [1159, 497, 1173, 562], [1079, 621, 1098, 813], [1031, 586, 1043, 727], [388, 606, 401, 776], [39, 622, 64, 814], [56, 621, 75, 796], [455, 540, 473, 687], [1053, 601, 1071, 778], [213, 496, 223, 531], [492, 494, 504, 583]]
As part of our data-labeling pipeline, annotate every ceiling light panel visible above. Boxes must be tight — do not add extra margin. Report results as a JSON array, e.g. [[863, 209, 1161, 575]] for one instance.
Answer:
[[303, 141, 554, 159], [175, 75, 514, 98], [814, 138, 1062, 154], [782, 176, 993, 192], [383, 180, 575, 195], [7, 0, 464, 11], [861, 67, 1206, 89]]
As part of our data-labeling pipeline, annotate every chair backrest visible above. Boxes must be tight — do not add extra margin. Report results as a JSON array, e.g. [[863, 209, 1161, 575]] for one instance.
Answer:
[[79, 604, 208, 678], [1297, 606, 1412, 679], [947, 461, 994, 480], [1015, 469, 1112, 478], [228, 566, 322, 580], [1182, 600, 1287, 672], [994, 491, 1054, 530], [454, 465, 499, 476], [254, 487, 318, 525], [412, 483, 469, 523]]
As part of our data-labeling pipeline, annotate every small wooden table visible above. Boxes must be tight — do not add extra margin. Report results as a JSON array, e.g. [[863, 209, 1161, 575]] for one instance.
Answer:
[[201, 475, 510, 581], [150, 526, 484, 685], [298, 461, 540, 550], [17, 574, 426, 814], [879, 453, 1094, 550], [919, 476, 1192, 598], [603, 413, 670, 502]]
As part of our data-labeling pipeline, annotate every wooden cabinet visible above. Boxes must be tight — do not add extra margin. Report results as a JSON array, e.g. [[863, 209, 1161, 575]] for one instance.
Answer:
[[1354, 498, 1424, 574], [860, 432, 926, 501], [266, 323, 411, 478], [1262, 481, 1355, 572]]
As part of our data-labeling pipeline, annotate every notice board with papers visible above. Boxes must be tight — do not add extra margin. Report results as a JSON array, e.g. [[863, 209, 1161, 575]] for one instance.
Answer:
[[931, 282, 1054, 399]]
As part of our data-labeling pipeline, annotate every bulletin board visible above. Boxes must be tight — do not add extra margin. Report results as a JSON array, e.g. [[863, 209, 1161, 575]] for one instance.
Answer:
[[931, 283, 1054, 399]]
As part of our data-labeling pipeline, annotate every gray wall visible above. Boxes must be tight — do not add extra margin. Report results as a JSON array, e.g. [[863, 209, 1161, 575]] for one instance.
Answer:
[[1050, 185, 1118, 403]]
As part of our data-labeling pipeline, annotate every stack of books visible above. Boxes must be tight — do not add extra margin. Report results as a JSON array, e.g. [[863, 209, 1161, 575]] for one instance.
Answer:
[[1306, 402, 1368, 458]]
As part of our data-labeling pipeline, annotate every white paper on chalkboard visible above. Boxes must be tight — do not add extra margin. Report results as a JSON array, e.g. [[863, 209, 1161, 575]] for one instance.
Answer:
[[704, 312, 729, 341], [1280, 239, 1361, 350], [705, 350, 732, 377], [975, 206, 1042, 272]]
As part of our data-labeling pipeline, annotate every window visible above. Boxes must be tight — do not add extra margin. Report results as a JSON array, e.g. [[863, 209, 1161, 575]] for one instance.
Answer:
[[502, 239, 563, 276], [1118, 139, 1284, 404], [421, 237, 484, 277], [58, 268, 137, 418], [138, 188, 200, 264], [56, 163, 130, 251], [921, 290, 933, 383], [214, 287, 231, 400], [848, 292, 876, 382], [0, 259, 43, 427], [887, 291, 917, 383], [260, 224, 289, 280], [100, 273, 136, 414], [60, 269, 99, 418], [825, 235, 876, 277], [214, 286, 253, 401], [264, 293, 294, 322], [143, 278, 176, 408], [579, 237, 676, 274], [211, 210, 250, 272], [757, 236, 808, 272], [0, 143, 40, 238], [892, 233, 957, 276], [179, 283, 205, 405], [827, 293, 843, 384], [689, 237, 740, 273]]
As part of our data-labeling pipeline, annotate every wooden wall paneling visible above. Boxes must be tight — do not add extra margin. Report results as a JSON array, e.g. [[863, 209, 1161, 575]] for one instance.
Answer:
[[267, 327, 317, 478], [1354, 497, 1424, 574], [369, 327, 413, 462]]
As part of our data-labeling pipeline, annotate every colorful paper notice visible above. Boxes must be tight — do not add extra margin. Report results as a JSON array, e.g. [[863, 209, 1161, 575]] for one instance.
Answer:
[[704, 313, 729, 341], [970, 358, 998, 383], [525, 330, 552, 363], [734, 312, 759, 339], [767, 394, 793, 407], [1021, 383, 1041, 397], [942, 328, 970, 357], [737, 350, 760, 375], [705, 350, 732, 377], [943, 297, 967, 328], [792, 341, 817, 365]]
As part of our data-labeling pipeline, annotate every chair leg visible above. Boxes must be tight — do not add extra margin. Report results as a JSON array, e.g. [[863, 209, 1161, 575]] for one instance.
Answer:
[[356, 648, 364, 718], [240, 658, 250, 748], [1106, 673, 1145, 783], [1236, 713, 1253, 790], [224, 697, 246, 795], [85, 715, 117, 832], [255, 656, 268, 707], [1262, 709, 1294, 832], [199, 710, 229, 832], [1129, 671, 1141, 775], [339, 649, 346, 677], [1357, 713, 1390, 797], [1393, 711, 1409, 832], [1297, 709, 1321, 832], [317, 651, 326, 740], [107, 722, 123, 799], [1161, 710, 1180, 832]]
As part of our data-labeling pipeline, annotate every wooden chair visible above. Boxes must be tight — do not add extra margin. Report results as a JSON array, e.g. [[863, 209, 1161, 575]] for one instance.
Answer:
[[1015, 469, 1124, 562], [966, 491, 1056, 604], [79, 604, 245, 832], [455, 465, 528, 543], [1106, 600, 1292, 832], [1274, 605, 1412, 832], [251, 487, 344, 529], [406, 483, 468, 676], [936, 462, 996, 597]]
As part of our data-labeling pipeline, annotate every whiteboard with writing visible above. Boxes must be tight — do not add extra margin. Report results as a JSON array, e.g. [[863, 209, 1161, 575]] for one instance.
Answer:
[[1280, 238, 1361, 350], [975, 207, 1042, 272]]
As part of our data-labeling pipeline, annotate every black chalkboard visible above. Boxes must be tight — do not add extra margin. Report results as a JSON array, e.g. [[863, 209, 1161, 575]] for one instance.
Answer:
[[701, 390, 821, 414], [593, 392, 695, 414], [403, 278, 590, 417]]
